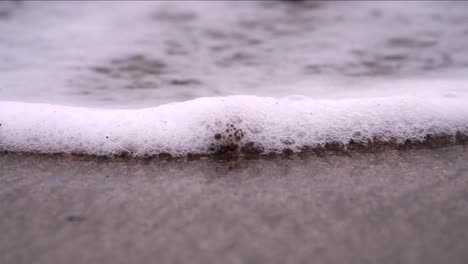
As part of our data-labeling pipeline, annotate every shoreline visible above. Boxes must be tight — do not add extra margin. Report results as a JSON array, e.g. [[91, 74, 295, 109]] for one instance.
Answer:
[[1, 132, 467, 161]]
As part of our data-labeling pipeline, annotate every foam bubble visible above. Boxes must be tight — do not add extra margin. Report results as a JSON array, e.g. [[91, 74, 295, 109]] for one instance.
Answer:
[[1, 94, 467, 157]]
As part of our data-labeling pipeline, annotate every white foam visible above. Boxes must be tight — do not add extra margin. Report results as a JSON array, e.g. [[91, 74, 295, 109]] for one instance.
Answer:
[[1, 94, 467, 157]]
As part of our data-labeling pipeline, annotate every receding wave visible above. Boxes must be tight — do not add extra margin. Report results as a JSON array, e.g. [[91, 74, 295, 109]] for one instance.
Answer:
[[1, 95, 467, 158]]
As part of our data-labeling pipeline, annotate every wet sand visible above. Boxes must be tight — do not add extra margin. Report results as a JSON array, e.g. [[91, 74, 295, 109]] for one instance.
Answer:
[[1, 146, 468, 264]]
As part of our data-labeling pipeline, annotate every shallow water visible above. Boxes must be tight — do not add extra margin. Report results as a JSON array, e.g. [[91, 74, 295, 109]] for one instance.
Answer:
[[1, 1, 468, 157], [1, 1, 468, 106]]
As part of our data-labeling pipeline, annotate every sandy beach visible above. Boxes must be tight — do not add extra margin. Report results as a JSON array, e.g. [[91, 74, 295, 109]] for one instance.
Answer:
[[1, 2, 468, 263], [1, 146, 467, 264]]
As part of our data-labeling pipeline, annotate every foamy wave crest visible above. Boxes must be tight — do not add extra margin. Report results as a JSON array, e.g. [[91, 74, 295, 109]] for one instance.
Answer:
[[1, 95, 467, 158]]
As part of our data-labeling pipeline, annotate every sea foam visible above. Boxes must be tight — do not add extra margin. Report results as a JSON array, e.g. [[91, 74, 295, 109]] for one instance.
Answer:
[[1, 95, 467, 157]]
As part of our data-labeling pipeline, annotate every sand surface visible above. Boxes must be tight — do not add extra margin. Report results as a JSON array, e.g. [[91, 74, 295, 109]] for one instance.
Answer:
[[1, 146, 468, 264]]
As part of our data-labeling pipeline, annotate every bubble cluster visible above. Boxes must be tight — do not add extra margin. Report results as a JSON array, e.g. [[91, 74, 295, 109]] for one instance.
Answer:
[[208, 123, 246, 158]]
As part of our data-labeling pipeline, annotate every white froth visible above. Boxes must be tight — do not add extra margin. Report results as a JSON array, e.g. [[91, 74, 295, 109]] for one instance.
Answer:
[[1, 95, 467, 157]]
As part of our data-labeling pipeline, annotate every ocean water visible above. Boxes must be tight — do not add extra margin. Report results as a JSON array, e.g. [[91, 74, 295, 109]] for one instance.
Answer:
[[1, 1, 468, 157]]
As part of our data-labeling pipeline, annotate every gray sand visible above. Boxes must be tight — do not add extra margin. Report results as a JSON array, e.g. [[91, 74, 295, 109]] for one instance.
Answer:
[[1, 146, 468, 264]]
